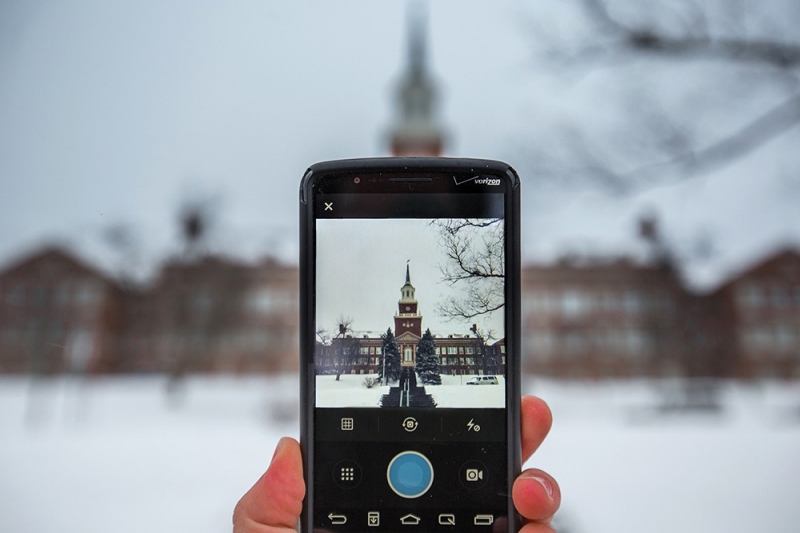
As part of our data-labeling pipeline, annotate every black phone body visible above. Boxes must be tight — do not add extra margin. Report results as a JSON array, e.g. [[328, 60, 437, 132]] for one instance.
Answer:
[[300, 158, 521, 533]]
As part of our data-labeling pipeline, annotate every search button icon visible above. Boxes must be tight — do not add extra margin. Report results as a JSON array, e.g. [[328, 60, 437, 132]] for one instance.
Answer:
[[438, 514, 456, 526]]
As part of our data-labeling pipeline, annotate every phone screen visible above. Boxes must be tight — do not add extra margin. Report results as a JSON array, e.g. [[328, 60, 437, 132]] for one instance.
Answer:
[[301, 159, 520, 533]]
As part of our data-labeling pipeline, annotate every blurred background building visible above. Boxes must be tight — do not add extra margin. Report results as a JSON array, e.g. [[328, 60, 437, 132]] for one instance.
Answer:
[[0, 248, 298, 374], [2, 239, 797, 378], [0, 3, 797, 381]]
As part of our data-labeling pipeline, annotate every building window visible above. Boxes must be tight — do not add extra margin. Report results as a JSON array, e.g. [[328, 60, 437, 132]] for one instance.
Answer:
[[738, 284, 765, 309], [248, 288, 274, 313], [623, 290, 642, 315], [404, 347, 412, 362], [751, 327, 772, 350], [562, 289, 592, 317], [32, 285, 47, 307], [776, 325, 793, 349], [601, 292, 621, 312], [625, 329, 647, 355], [528, 331, 553, 356], [76, 281, 100, 306], [54, 282, 70, 307], [770, 287, 790, 309], [563, 331, 586, 354], [8, 284, 25, 305]]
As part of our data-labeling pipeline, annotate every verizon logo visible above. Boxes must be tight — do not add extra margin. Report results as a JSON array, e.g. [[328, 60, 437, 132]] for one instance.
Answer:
[[454, 176, 502, 186]]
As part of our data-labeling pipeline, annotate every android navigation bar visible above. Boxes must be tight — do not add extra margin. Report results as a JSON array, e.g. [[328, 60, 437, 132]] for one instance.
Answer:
[[323, 511, 497, 529]]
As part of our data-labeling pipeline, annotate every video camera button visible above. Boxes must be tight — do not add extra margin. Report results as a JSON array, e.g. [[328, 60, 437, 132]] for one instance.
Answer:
[[387, 451, 434, 499], [459, 460, 488, 490]]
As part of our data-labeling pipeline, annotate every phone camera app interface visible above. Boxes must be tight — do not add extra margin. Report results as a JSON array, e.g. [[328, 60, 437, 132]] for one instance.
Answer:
[[313, 189, 508, 532]]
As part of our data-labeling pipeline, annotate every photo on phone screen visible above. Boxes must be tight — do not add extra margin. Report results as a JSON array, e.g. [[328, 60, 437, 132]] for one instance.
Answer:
[[315, 217, 506, 409], [301, 159, 520, 533]]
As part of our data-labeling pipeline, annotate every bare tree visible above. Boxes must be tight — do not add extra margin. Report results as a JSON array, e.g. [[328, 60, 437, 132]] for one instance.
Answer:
[[433, 218, 505, 321], [103, 222, 141, 289], [330, 316, 360, 381], [316, 328, 331, 346], [469, 323, 499, 376], [524, 0, 800, 193]]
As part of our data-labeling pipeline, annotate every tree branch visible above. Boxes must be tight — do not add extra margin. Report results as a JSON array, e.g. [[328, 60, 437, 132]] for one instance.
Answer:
[[627, 92, 800, 178], [581, 0, 800, 69]]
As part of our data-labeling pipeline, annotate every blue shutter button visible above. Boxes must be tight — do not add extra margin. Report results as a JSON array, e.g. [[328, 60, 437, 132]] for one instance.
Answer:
[[387, 451, 434, 499]]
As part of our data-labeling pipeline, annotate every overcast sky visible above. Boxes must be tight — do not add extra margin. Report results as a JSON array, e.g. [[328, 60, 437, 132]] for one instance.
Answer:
[[316, 218, 504, 336], [1, 0, 798, 290]]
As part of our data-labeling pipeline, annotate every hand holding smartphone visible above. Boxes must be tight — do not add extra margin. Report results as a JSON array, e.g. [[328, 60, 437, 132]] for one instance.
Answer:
[[300, 158, 522, 533]]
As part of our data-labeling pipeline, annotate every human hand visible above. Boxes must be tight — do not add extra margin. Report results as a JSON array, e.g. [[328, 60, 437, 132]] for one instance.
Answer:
[[233, 396, 560, 533], [513, 395, 560, 532]]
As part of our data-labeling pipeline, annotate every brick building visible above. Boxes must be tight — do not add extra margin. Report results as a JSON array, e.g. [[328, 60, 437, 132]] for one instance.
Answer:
[[133, 256, 298, 374], [315, 266, 506, 378], [0, 248, 298, 374], [2, 246, 798, 379], [521, 250, 799, 380], [0, 248, 124, 373], [716, 250, 800, 379], [521, 258, 684, 378]]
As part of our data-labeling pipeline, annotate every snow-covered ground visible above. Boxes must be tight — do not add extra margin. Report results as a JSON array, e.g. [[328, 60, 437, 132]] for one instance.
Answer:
[[1, 375, 799, 533], [316, 374, 505, 407]]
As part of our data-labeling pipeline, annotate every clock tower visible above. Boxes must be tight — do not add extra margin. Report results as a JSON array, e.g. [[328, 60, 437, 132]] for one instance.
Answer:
[[394, 264, 423, 339]]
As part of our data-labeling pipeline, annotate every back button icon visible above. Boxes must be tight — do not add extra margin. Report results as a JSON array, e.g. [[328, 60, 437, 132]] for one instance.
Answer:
[[328, 513, 347, 525]]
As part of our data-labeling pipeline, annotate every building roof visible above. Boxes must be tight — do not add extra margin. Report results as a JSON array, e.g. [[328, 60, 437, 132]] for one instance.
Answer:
[[0, 246, 117, 286], [714, 247, 800, 293]]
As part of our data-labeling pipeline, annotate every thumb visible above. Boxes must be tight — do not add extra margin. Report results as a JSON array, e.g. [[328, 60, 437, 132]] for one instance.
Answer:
[[233, 437, 306, 533]]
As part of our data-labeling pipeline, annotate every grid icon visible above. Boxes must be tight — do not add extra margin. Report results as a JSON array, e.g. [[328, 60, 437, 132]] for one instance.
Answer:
[[340, 467, 355, 482], [340, 417, 354, 431]]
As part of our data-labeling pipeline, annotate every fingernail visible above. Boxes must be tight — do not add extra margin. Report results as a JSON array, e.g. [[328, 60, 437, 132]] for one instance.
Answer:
[[271, 438, 287, 464], [527, 475, 554, 501]]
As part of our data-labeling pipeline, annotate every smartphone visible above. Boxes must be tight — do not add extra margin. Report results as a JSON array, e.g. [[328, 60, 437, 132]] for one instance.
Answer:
[[300, 158, 521, 533]]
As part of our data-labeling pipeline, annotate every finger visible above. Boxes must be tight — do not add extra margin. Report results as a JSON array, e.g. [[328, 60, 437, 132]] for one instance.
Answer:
[[233, 437, 306, 533], [521, 396, 553, 464], [519, 521, 558, 533], [512, 468, 561, 522]]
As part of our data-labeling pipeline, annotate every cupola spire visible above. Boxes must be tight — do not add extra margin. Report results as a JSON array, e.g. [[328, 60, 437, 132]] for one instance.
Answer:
[[389, 3, 445, 156]]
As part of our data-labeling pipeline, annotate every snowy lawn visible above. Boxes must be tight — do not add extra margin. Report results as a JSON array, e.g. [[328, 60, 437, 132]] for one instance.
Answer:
[[1, 375, 799, 533], [315, 373, 504, 407]]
